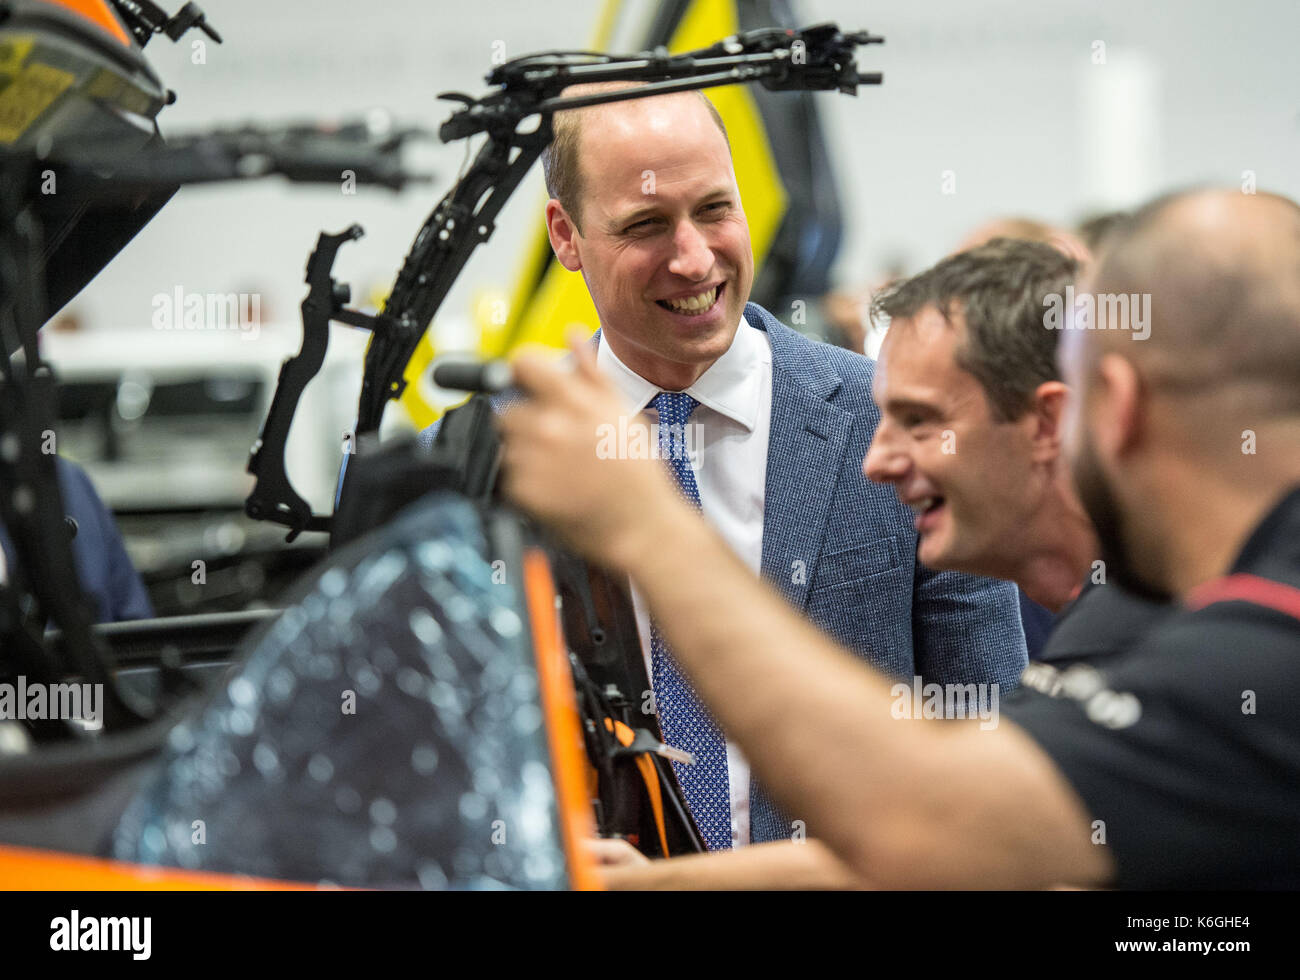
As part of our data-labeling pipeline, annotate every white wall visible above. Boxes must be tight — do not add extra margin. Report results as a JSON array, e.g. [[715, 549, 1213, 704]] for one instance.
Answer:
[[816, 0, 1300, 279], [67, 0, 1300, 334]]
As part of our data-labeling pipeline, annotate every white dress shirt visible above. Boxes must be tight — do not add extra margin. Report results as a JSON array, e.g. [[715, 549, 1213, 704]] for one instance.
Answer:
[[596, 319, 773, 847]]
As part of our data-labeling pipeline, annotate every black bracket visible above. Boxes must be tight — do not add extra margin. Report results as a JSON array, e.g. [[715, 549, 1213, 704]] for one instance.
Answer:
[[244, 224, 373, 540]]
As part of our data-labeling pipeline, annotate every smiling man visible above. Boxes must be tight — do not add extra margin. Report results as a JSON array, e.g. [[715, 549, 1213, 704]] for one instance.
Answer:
[[866, 239, 1098, 615], [864, 240, 1168, 669], [541, 86, 749, 389], [490, 83, 1027, 851]]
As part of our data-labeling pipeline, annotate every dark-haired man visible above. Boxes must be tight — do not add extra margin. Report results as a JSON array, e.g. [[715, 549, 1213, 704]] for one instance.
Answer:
[[865, 238, 1165, 667]]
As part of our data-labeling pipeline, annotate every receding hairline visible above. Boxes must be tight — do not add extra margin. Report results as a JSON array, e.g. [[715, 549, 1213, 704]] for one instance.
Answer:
[[556, 81, 728, 143], [541, 83, 731, 230]]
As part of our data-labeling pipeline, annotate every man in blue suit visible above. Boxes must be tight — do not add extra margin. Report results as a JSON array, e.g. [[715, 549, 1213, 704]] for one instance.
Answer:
[[425, 84, 1025, 850]]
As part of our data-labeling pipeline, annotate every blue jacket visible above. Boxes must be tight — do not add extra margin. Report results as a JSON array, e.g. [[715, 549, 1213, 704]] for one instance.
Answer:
[[0, 457, 153, 623], [422, 302, 1027, 688]]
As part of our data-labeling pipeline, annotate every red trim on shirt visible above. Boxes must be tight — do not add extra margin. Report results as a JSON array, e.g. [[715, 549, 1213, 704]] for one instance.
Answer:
[[1185, 573, 1300, 621]]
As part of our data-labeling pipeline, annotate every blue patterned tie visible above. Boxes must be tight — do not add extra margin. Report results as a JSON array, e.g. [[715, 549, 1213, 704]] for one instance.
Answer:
[[648, 391, 732, 851]]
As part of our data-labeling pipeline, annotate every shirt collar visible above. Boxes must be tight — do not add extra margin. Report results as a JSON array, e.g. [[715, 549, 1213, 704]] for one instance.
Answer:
[[595, 318, 768, 431]]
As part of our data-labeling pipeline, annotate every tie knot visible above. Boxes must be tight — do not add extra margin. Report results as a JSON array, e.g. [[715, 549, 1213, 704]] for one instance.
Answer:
[[651, 391, 698, 426]]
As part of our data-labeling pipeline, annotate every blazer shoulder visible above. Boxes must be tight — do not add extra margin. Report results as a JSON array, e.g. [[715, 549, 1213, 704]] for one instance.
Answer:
[[749, 304, 877, 413], [817, 337, 877, 384], [417, 389, 518, 451]]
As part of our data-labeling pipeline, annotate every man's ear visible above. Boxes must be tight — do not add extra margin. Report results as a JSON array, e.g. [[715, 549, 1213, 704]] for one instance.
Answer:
[[1028, 380, 1069, 464], [545, 199, 583, 272], [1093, 353, 1144, 461]]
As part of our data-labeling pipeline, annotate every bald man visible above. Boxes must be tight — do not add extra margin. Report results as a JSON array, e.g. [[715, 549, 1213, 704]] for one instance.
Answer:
[[498, 186, 1300, 887]]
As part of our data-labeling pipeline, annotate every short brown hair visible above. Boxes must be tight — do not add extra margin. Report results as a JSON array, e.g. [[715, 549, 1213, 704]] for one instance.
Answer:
[[541, 83, 731, 233], [871, 238, 1080, 422]]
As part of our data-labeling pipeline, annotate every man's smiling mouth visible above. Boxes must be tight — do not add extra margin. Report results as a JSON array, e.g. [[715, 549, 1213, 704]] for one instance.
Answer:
[[906, 495, 947, 533], [656, 282, 723, 316]]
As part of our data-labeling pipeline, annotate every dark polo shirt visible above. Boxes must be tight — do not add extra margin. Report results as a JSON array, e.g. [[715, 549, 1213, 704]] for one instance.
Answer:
[[1004, 486, 1300, 888]]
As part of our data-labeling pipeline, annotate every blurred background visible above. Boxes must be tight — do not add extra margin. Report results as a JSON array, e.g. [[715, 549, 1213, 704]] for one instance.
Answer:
[[39, 0, 1300, 619]]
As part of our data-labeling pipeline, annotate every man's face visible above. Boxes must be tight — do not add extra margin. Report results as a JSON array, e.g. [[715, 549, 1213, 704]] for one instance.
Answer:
[[549, 95, 754, 388], [864, 307, 1039, 575]]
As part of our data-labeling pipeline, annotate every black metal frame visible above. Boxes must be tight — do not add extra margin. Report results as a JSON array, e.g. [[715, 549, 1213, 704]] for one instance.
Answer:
[[244, 22, 884, 541], [0, 2, 431, 731]]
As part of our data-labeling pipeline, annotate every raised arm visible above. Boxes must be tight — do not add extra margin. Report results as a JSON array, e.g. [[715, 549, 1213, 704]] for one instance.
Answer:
[[499, 338, 1112, 888]]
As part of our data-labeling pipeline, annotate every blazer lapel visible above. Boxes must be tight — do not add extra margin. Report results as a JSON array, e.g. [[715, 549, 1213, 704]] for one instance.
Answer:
[[760, 340, 854, 611]]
